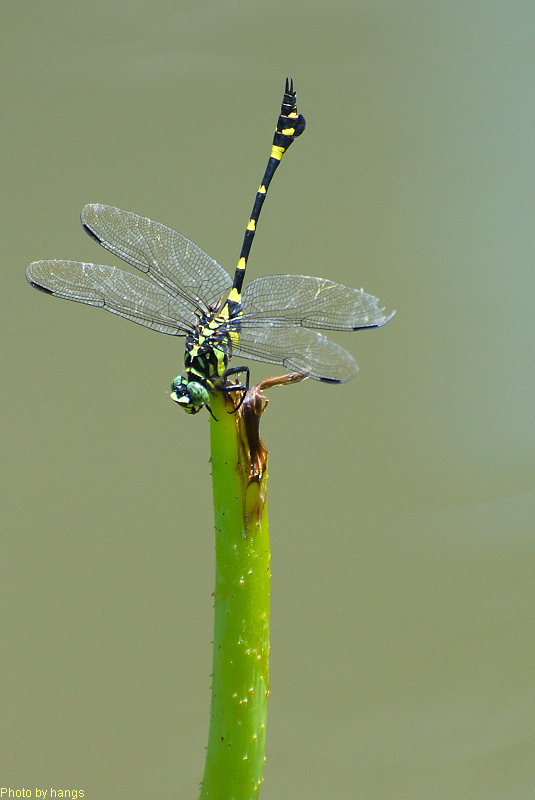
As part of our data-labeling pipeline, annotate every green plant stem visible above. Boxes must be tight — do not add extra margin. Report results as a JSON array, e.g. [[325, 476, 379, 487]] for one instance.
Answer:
[[199, 389, 270, 799]]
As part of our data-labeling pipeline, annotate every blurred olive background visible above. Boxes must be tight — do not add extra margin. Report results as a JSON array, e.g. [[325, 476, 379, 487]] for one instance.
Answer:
[[2, 2, 534, 798]]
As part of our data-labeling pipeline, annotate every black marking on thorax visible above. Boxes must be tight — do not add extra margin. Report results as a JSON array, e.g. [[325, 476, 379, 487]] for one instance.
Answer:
[[185, 301, 242, 382]]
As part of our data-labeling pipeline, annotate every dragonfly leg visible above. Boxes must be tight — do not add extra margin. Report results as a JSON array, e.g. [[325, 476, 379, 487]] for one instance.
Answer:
[[205, 402, 218, 421], [220, 366, 250, 413]]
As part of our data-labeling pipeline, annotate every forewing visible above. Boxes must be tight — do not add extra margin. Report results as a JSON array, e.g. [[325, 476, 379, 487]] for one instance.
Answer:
[[241, 274, 394, 330], [231, 323, 358, 383], [26, 260, 193, 335], [81, 204, 233, 312]]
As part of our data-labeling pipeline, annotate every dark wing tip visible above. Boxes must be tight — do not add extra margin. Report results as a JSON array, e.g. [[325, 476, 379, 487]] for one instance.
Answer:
[[81, 221, 102, 244], [27, 279, 54, 295], [352, 308, 396, 331], [25, 264, 53, 294], [80, 204, 104, 244]]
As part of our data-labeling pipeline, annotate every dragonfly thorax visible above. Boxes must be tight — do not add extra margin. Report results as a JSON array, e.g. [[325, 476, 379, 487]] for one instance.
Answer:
[[185, 309, 239, 384]]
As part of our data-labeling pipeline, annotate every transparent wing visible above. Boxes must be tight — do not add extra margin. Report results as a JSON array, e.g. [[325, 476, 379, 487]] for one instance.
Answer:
[[230, 323, 358, 383], [241, 274, 394, 330], [26, 260, 193, 335], [81, 204, 233, 312]]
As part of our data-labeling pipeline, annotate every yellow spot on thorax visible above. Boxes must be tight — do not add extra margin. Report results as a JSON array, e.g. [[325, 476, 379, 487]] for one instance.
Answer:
[[247, 219, 256, 231]]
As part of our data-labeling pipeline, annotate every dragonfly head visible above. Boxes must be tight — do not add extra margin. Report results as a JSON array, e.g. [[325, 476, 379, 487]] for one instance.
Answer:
[[170, 375, 210, 414]]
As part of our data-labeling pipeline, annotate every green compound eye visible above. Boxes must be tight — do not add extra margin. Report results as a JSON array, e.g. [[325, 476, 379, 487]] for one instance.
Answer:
[[170, 376, 210, 414]]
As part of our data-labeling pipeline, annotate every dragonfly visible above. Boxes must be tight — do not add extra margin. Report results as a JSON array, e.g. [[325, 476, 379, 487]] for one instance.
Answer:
[[26, 79, 394, 417]]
